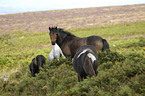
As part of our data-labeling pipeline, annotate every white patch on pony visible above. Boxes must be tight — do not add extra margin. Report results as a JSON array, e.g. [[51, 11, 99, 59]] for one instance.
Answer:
[[77, 49, 89, 58], [87, 53, 96, 63]]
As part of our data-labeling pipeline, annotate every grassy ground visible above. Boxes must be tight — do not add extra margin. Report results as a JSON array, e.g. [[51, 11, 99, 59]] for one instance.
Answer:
[[0, 21, 145, 95], [0, 21, 145, 74]]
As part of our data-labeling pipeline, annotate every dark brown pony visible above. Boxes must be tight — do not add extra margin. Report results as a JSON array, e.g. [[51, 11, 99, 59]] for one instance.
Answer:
[[29, 55, 46, 77], [73, 45, 99, 81], [49, 27, 109, 61]]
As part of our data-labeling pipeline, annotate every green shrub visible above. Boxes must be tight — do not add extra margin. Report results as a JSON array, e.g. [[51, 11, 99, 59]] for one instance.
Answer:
[[98, 50, 126, 64], [1, 52, 144, 96], [128, 73, 145, 94], [127, 52, 144, 62], [115, 86, 134, 96]]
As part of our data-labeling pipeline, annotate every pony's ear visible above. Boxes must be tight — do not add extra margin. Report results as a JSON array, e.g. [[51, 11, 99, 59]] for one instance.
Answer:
[[55, 26, 57, 30], [49, 27, 51, 31]]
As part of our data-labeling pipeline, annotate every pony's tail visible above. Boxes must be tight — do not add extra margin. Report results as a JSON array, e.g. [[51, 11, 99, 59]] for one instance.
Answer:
[[102, 39, 109, 51], [83, 52, 96, 77]]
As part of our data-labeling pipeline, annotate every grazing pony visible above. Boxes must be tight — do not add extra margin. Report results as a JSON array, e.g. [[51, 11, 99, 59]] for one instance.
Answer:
[[49, 27, 109, 61], [73, 45, 99, 81], [48, 43, 65, 61], [29, 55, 46, 77]]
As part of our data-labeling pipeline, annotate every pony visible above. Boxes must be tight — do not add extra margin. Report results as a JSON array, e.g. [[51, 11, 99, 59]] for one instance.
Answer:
[[48, 43, 65, 61], [29, 55, 46, 77], [73, 45, 99, 81], [49, 26, 109, 61]]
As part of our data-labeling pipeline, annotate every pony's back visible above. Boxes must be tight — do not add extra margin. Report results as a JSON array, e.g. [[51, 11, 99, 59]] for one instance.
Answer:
[[73, 45, 99, 81], [29, 55, 46, 77], [35, 55, 46, 68]]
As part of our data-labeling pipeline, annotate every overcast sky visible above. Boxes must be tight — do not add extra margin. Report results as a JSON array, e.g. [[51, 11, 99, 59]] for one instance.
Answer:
[[0, 0, 145, 14]]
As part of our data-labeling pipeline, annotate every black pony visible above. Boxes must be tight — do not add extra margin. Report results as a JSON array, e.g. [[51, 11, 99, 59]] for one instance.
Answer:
[[73, 45, 99, 81], [29, 55, 46, 77], [49, 27, 109, 61]]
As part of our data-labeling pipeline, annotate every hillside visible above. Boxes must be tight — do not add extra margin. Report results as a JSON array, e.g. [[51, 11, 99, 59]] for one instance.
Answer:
[[0, 4, 145, 34], [0, 4, 145, 96]]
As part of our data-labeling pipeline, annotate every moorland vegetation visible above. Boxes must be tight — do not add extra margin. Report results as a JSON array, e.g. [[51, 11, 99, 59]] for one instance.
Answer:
[[0, 21, 145, 95]]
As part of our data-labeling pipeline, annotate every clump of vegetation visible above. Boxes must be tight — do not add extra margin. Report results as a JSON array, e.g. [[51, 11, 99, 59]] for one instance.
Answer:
[[0, 58, 75, 96], [0, 51, 144, 96], [98, 50, 126, 64]]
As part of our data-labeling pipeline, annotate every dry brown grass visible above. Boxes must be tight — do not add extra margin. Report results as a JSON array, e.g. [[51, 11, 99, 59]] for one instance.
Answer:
[[0, 4, 145, 33]]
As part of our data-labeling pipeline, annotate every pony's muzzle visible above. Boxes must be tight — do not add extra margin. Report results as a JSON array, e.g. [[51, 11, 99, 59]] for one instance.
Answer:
[[51, 41, 56, 45]]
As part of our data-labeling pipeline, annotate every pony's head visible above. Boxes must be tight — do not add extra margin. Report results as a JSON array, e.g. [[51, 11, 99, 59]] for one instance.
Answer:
[[49, 27, 59, 45]]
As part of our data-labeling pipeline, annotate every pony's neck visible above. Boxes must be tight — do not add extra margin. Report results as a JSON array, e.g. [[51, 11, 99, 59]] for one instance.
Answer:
[[56, 31, 76, 47], [56, 33, 67, 47]]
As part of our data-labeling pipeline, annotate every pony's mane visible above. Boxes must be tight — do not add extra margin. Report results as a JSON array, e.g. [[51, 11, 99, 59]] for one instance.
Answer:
[[58, 28, 76, 37]]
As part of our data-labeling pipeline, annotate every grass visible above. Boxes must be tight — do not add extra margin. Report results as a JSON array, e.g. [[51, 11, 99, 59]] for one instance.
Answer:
[[0, 21, 145, 95], [69, 21, 145, 38]]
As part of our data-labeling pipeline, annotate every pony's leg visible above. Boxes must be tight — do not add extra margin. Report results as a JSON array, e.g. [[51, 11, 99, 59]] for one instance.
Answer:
[[78, 75, 82, 82], [67, 56, 72, 61], [95, 70, 98, 76], [83, 74, 87, 79]]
